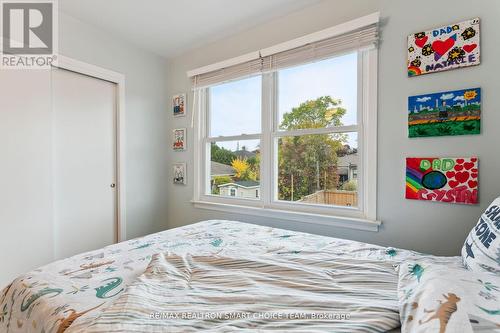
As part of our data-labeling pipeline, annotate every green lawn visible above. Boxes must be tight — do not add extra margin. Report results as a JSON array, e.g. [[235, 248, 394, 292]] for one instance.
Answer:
[[409, 119, 480, 138]]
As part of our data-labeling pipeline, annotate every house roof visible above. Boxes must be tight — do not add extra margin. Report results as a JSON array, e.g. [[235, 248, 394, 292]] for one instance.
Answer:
[[337, 153, 358, 175], [338, 153, 358, 167], [211, 161, 235, 176], [219, 180, 260, 188], [234, 150, 256, 159]]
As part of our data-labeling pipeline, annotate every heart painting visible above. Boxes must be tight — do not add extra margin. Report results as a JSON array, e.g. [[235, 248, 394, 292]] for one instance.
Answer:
[[406, 157, 479, 205], [408, 18, 480, 76]]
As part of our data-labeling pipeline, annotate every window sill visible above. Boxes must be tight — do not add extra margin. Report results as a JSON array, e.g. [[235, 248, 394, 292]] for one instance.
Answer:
[[191, 200, 381, 232]]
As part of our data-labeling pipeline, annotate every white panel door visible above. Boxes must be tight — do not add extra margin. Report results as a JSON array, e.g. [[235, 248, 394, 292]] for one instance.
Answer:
[[52, 68, 117, 259]]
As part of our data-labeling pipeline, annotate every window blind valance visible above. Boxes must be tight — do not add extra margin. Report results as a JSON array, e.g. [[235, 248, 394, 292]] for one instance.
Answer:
[[190, 19, 378, 89], [192, 56, 269, 89]]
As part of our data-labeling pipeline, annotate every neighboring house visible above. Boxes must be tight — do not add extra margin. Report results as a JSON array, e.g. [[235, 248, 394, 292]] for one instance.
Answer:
[[233, 149, 257, 159], [337, 153, 358, 184], [210, 161, 236, 194], [211, 161, 235, 177], [218, 180, 260, 199]]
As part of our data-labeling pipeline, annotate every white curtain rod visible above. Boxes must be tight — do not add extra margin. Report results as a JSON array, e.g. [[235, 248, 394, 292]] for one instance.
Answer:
[[186, 12, 379, 78]]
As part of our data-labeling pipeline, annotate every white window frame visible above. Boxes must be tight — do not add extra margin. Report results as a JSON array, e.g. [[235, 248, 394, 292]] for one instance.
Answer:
[[192, 33, 379, 233]]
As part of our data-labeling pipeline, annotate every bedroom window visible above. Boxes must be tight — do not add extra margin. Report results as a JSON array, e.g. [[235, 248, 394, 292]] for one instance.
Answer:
[[191, 14, 379, 230], [276, 55, 359, 208], [208, 76, 261, 199]]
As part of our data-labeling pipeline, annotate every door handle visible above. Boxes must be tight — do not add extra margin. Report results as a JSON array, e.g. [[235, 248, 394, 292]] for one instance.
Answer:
[[110, 183, 116, 188]]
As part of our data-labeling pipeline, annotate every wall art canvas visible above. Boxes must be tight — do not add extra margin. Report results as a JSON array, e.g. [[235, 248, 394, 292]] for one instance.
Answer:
[[173, 93, 186, 117], [406, 157, 478, 205], [408, 88, 481, 138], [173, 128, 186, 151], [173, 163, 186, 185], [407, 18, 480, 77]]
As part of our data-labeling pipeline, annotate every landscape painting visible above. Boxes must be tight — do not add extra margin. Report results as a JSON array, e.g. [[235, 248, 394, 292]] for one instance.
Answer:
[[407, 18, 480, 77], [408, 88, 481, 138], [406, 157, 478, 205]]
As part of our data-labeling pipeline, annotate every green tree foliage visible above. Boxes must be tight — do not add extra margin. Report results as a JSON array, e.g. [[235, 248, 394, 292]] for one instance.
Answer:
[[211, 143, 236, 165], [213, 175, 233, 186], [246, 152, 260, 180], [280, 96, 346, 130], [278, 96, 347, 201]]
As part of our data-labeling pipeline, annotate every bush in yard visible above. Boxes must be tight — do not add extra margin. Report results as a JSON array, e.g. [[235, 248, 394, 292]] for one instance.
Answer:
[[341, 180, 357, 191]]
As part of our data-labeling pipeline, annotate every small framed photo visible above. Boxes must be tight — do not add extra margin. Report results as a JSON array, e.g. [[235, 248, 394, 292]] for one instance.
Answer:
[[173, 163, 186, 185], [173, 128, 186, 151], [173, 93, 186, 117]]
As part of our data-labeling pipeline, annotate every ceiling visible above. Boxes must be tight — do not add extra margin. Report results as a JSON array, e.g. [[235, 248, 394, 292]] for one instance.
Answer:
[[60, 0, 321, 58]]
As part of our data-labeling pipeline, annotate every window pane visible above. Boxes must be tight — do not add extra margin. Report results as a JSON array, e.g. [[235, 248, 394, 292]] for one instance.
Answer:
[[278, 52, 358, 130], [209, 140, 260, 199], [277, 132, 358, 207], [210, 76, 261, 137]]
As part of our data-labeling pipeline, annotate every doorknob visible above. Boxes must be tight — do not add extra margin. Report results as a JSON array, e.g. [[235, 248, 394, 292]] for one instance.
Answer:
[[110, 183, 116, 188]]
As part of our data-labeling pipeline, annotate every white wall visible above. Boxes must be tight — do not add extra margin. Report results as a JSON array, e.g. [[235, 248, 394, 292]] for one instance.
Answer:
[[0, 71, 54, 288], [0, 12, 169, 287], [166, 0, 500, 256]]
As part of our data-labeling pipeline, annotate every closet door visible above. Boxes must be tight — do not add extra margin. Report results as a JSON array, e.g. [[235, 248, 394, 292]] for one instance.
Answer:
[[52, 68, 117, 259]]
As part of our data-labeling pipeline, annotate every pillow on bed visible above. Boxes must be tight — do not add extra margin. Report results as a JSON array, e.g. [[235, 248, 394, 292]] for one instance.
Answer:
[[462, 196, 500, 275], [397, 261, 500, 333]]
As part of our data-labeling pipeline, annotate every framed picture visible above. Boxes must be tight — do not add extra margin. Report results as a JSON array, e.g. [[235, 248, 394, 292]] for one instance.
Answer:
[[407, 18, 480, 77], [173, 128, 186, 151], [173, 163, 186, 185], [406, 157, 478, 205], [408, 88, 481, 138], [173, 93, 186, 117]]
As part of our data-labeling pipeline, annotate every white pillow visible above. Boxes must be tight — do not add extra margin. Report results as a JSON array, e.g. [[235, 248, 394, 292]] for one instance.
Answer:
[[462, 196, 500, 274], [398, 261, 500, 333]]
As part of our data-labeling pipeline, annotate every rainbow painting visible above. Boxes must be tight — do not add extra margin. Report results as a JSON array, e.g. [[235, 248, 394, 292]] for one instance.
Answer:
[[406, 157, 478, 205]]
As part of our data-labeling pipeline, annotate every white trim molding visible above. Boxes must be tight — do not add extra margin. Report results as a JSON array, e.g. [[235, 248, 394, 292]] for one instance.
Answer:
[[55, 55, 127, 242], [361, 48, 378, 221], [192, 200, 380, 232]]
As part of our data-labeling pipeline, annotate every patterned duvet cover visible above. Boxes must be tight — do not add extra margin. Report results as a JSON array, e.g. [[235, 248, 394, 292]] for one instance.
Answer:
[[0, 220, 462, 332]]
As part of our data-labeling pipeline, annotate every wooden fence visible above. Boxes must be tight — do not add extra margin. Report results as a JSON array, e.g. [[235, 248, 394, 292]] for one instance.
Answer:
[[299, 190, 357, 207]]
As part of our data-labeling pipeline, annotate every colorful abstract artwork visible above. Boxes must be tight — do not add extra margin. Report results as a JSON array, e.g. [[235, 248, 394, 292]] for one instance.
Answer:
[[406, 157, 478, 205], [173, 94, 186, 117], [172, 128, 186, 151], [408, 88, 481, 138], [408, 18, 480, 77], [173, 163, 186, 184]]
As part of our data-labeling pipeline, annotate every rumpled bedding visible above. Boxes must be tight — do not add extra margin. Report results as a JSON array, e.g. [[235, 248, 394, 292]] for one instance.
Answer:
[[86, 252, 400, 332], [0, 220, 463, 332]]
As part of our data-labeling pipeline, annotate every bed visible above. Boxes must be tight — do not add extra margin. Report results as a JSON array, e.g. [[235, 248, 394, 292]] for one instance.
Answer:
[[0, 220, 463, 332]]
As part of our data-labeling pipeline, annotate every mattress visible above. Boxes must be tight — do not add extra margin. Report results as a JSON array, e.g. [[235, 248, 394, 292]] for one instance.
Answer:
[[0, 220, 462, 332]]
